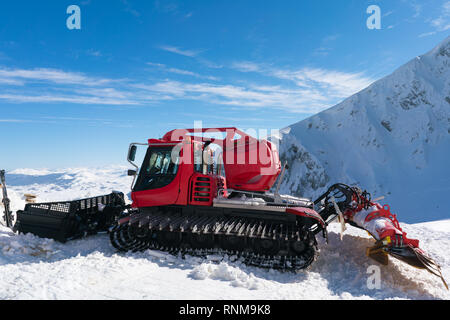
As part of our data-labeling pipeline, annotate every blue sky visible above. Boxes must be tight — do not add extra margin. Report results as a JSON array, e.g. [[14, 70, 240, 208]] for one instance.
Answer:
[[0, 0, 449, 169]]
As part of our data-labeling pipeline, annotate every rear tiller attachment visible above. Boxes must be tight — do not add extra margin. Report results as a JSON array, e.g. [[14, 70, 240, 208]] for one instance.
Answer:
[[13, 192, 126, 242]]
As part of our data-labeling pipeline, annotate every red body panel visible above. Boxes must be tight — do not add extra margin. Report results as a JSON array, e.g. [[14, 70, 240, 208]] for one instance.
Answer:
[[223, 139, 280, 191], [131, 127, 281, 209], [131, 171, 181, 208], [162, 127, 281, 192]]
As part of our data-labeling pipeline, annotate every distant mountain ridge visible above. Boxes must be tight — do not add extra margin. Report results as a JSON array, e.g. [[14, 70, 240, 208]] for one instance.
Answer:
[[277, 36, 450, 223]]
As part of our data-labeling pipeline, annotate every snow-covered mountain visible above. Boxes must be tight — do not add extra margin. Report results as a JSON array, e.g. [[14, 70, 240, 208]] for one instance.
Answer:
[[277, 36, 450, 223]]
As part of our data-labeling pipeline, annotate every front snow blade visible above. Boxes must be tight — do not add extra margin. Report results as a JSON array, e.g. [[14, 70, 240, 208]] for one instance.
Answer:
[[388, 245, 448, 290], [14, 192, 126, 242]]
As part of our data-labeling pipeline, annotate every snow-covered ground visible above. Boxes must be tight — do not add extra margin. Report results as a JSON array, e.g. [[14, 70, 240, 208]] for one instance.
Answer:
[[1, 167, 449, 300]]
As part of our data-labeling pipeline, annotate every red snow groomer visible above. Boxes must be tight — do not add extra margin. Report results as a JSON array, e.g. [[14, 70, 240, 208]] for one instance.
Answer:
[[4, 128, 447, 286], [110, 127, 327, 270]]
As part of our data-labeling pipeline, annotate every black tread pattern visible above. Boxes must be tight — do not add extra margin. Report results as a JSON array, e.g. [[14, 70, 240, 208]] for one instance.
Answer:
[[109, 210, 317, 271]]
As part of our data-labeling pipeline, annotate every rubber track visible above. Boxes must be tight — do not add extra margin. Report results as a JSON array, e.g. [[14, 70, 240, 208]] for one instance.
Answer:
[[109, 210, 317, 271]]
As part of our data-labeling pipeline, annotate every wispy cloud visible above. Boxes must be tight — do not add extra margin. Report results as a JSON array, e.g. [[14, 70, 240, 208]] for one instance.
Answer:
[[0, 60, 375, 115], [430, 1, 450, 31], [154, 1, 179, 14], [0, 116, 135, 128], [418, 1, 450, 37], [0, 67, 137, 105], [86, 49, 102, 57], [312, 34, 341, 57], [158, 45, 202, 57], [147, 62, 218, 80], [153, 1, 194, 21], [0, 119, 33, 123], [0, 93, 139, 105], [0, 77, 24, 85], [131, 73, 372, 114], [0, 68, 114, 86], [418, 31, 437, 38], [231, 62, 374, 99], [41, 116, 135, 128], [412, 3, 422, 18], [231, 61, 261, 72], [272, 67, 374, 98], [313, 47, 332, 57], [121, 0, 141, 17], [158, 44, 222, 69]]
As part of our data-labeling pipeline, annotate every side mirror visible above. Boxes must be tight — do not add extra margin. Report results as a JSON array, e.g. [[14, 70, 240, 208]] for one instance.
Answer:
[[128, 145, 137, 162], [127, 169, 137, 176]]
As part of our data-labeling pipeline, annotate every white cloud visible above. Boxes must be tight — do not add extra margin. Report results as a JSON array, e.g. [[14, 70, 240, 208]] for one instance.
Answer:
[[231, 62, 374, 100], [231, 61, 261, 72], [0, 93, 139, 105], [73, 87, 131, 99], [313, 46, 332, 57], [146, 62, 166, 68], [158, 45, 202, 57], [0, 68, 137, 105], [0, 61, 375, 115], [420, 1, 450, 36], [0, 119, 33, 123], [121, 0, 140, 17], [86, 49, 102, 57], [0, 77, 24, 85], [431, 17, 450, 31], [132, 78, 364, 114], [274, 67, 374, 97], [146, 62, 218, 80], [0, 68, 114, 86], [412, 3, 422, 18], [418, 31, 437, 38]]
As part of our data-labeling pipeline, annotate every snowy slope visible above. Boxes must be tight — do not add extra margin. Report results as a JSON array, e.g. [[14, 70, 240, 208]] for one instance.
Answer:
[[1, 167, 449, 300], [276, 36, 450, 223]]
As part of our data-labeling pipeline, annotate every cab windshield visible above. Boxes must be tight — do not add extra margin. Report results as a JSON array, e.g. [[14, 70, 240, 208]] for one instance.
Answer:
[[134, 146, 179, 191]]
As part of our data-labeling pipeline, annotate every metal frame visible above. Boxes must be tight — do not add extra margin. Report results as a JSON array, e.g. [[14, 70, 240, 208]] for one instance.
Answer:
[[216, 187, 312, 208]]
